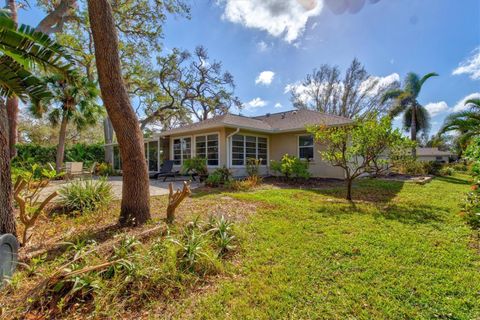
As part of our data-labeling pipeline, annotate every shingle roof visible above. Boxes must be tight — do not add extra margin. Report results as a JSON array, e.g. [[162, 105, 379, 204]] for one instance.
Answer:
[[416, 148, 454, 156], [159, 109, 352, 136]]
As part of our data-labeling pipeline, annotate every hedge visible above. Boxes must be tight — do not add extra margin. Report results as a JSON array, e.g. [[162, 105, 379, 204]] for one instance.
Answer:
[[13, 143, 104, 166]]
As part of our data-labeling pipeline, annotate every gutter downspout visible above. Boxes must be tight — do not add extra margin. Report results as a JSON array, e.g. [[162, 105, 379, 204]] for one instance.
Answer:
[[226, 128, 240, 169]]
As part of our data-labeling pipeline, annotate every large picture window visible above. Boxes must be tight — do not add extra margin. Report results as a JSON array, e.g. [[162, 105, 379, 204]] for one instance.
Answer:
[[173, 137, 191, 165], [196, 134, 219, 166], [231, 134, 268, 166], [298, 135, 314, 160]]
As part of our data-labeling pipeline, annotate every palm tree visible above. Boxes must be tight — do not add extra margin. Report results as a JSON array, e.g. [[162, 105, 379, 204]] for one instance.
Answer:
[[0, 10, 74, 236], [440, 99, 480, 147], [31, 75, 104, 173], [382, 72, 438, 156]]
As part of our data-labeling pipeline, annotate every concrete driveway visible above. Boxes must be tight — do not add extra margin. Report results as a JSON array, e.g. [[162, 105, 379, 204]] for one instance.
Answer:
[[38, 176, 201, 201]]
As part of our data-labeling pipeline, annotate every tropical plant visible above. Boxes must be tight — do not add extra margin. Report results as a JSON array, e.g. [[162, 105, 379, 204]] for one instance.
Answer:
[[182, 157, 208, 175], [440, 99, 480, 147], [207, 215, 236, 256], [246, 157, 261, 177], [0, 10, 74, 236], [382, 72, 438, 156], [310, 116, 413, 200], [31, 75, 104, 173], [58, 178, 113, 213], [270, 154, 310, 180]]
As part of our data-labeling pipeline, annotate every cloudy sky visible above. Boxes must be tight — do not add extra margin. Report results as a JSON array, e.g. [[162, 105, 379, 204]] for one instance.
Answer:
[[22, 0, 480, 135]]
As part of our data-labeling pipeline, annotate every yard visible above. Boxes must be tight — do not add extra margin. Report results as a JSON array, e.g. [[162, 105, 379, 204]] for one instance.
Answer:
[[1, 174, 479, 319]]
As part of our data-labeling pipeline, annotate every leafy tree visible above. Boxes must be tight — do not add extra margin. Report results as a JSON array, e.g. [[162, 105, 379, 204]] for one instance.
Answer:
[[87, 0, 150, 226], [0, 10, 73, 236], [440, 99, 480, 147], [382, 72, 438, 156], [139, 46, 241, 129], [31, 75, 104, 172], [290, 58, 399, 118], [309, 116, 413, 200]]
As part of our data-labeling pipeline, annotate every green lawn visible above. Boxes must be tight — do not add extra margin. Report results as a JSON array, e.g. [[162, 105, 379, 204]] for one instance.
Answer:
[[175, 174, 480, 319]]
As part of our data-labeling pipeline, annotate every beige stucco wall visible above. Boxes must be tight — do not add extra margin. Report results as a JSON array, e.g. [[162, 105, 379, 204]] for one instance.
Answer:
[[269, 131, 345, 179], [165, 127, 345, 179], [417, 155, 449, 162]]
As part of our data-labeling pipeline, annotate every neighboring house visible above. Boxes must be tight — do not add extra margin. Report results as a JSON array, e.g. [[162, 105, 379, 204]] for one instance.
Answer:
[[416, 147, 455, 163], [107, 109, 352, 178]]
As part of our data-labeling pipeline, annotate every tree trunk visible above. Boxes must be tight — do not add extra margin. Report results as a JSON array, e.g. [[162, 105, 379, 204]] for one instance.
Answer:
[[56, 111, 69, 173], [6, 0, 19, 159], [0, 101, 16, 236], [346, 178, 353, 201], [410, 104, 417, 158], [87, 0, 150, 226], [103, 117, 114, 166]]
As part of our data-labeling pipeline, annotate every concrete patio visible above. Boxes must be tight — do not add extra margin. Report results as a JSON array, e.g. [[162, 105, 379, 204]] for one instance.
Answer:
[[40, 176, 201, 201]]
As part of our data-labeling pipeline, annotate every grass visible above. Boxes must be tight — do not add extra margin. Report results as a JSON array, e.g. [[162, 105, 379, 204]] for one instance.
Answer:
[[172, 174, 480, 319], [2, 174, 479, 319]]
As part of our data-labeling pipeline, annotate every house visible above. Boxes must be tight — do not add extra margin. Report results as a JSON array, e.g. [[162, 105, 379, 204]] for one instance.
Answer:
[[108, 109, 353, 178], [416, 147, 455, 163]]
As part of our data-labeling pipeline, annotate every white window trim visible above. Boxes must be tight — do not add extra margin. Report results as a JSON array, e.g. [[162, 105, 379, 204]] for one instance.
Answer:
[[170, 135, 193, 166], [297, 134, 314, 161], [193, 132, 221, 168], [229, 133, 269, 168]]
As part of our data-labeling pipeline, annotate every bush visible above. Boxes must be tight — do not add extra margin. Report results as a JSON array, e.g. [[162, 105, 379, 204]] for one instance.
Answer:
[[58, 178, 113, 213], [450, 163, 468, 172], [461, 191, 480, 229], [95, 162, 115, 176], [439, 167, 454, 176], [270, 154, 310, 179], [246, 158, 261, 177], [229, 176, 262, 191], [423, 161, 443, 175], [182, 157, 208, 175], [205, 166, 232, 187]]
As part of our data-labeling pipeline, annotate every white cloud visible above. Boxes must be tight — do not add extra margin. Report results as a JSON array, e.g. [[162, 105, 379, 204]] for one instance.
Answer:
[[285, 73, 400, 104], [221, 0, 323, 43], [244, 97, 268, 109], [425, 101, 449, 117], [257, 41, 269, 52], [274, 102, 283, 108], [453, 47, 480, 80], [255, 71, 275, 85], [453, 92, 480, 112]]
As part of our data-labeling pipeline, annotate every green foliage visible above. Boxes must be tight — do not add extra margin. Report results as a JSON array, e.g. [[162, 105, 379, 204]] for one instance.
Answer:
[[461, 191, 480, 229], [465, 137, 480, 180], [269, 154, 310, 179], [182, 157, 208, 175], [13, 143, 105, 167], [438, 167, 454, 176], [205, 166, 232, 187], [228, 176, 263, 192], [95, 162, 116, 176], [207, 215, 236, 256], [246, 158, 261, 177], [58, 178, 112, 213]]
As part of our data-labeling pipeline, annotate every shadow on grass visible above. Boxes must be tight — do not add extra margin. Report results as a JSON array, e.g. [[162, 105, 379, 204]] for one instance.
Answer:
[[434, 175, 470, 185]]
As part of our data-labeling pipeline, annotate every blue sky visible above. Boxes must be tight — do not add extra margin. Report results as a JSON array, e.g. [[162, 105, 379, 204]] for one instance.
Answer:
[[21, 0, 480, 135]]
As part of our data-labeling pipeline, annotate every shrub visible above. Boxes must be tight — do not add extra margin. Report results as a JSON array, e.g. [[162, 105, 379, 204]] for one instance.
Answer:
[[439, 167, 454, 176], [246, 158, 261, 177], [182, 157, 208, 175], [423, 161, 443, 175], [229, 176, 262, 191], [205, 166, 232, 187], [461, 191, 480, 229], [58, 178, 113, 213], [450, 163, 468, 172], [95, 162, 115, 176], [270, 154, 310, 179]]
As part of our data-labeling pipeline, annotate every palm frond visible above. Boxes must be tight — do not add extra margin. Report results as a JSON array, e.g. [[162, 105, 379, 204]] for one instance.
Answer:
[[381, 89, 403, 104], [418, 72, 439, 89]]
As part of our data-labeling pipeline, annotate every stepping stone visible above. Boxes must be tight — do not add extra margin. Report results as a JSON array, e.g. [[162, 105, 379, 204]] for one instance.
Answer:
[[0, 234, 19, 287]]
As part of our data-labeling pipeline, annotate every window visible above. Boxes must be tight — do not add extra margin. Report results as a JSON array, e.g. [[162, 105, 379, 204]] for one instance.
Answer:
[[196, 134, 219, 166], [298, 135, 314, 160], [231, 134, 268, 166], [173, 137, 191, 165]]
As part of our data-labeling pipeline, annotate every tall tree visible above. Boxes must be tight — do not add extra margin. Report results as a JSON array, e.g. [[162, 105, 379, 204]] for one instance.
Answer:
[[440, 99, 480, 148], [31, 75, 104, 172], [87, 0, 150, 226], [289, 58, 399, 118], [5, 0, 19, 158], [0, 10, 73, 235], [382, 72, 438, 156], [139, 46, 241, 129]]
